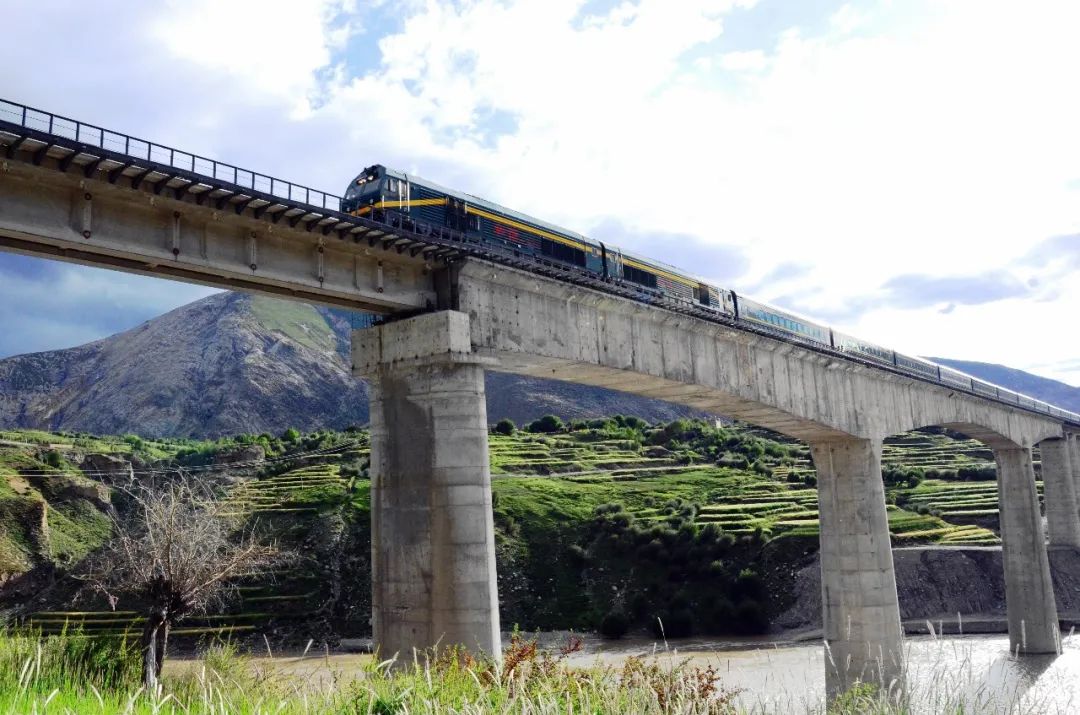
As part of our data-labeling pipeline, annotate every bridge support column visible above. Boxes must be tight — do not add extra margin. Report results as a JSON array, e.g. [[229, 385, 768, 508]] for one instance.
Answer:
[[811, 437, 904, 699], [1040, 438, 1080, 548], [1070, 435, 1080, 518], [995, 447, 1060, 654], [352, 311, 501, 661]]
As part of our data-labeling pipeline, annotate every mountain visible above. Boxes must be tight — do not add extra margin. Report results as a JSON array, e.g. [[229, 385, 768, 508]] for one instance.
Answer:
[[928, 357, 1080, 414], [0, 292, 698, 438], [3, 291, 1070, 440]]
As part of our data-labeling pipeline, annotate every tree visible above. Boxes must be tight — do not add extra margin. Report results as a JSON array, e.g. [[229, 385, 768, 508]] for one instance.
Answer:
[[82, 473, 282, 689], [528, 414, 564, 433], [493, 418, 516, 436]]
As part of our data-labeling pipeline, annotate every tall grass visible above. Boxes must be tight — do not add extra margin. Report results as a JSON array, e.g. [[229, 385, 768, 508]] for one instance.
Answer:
[[0, 630, 1076, 714]]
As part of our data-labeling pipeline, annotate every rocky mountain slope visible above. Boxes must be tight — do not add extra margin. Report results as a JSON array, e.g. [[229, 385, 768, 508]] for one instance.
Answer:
[[0, 292, 698, 438], [0, 290, 1072, 439]]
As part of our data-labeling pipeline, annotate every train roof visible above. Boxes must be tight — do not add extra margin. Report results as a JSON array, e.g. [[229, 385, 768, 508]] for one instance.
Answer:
[[376, 165, 602, 250]]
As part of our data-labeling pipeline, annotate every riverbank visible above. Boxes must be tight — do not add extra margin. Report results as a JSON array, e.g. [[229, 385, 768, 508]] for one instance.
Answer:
[[777, 545, 1080, 635], [159, 632, 1080, 714]]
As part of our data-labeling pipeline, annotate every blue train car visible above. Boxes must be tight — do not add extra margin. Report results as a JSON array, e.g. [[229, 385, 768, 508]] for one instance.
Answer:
[[734, 295, 831, 346]]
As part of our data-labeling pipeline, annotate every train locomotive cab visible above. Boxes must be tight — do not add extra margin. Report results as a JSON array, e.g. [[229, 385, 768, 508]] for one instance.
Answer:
[[341, 165, 384, 214]]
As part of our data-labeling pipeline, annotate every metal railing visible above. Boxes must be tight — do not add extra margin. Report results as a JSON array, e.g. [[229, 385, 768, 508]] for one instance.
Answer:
[[0, 99, 342, 211]]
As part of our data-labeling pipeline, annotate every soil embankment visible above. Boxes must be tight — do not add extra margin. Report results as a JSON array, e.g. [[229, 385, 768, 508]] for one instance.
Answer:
[[776, 546, 1080, 635]]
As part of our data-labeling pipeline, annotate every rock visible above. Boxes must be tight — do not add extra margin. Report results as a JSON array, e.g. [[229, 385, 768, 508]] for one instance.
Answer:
[[0, 292, 702, 439], [774, 547, 1080, 632], [214, 444, 266, 465], [80, 453, 134, 481]]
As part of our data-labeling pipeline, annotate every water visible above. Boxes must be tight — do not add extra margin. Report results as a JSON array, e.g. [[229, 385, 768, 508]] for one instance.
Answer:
[[555, 631, 1080, 713], [172, 632, 1080, 713]]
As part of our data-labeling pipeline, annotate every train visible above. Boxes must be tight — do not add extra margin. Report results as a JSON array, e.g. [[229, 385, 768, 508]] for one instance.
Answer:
[[341, 164, 1080, 423]]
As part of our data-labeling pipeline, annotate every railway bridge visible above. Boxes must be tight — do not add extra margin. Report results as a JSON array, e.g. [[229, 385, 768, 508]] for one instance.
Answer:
[[2, 99, 1079, 697]]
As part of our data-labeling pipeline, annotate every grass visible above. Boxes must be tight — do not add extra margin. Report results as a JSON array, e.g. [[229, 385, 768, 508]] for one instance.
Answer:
[[249, 295, 338, 353], [0, 421, 1024, 646], [1, 630, 1076, 714]]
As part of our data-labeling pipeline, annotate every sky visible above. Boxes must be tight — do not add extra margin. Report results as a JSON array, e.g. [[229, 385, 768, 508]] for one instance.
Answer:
[[0, 0, 1078, 384]]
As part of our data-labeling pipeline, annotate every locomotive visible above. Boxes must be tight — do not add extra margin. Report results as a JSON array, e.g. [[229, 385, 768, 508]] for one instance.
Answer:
[[341, 165, 1077, 422]]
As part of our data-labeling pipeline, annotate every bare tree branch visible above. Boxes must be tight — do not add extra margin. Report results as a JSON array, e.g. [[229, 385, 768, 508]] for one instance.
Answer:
[[78, 471, 286, 688]]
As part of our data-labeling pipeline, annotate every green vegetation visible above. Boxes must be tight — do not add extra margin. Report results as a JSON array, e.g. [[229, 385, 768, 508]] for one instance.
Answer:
[[0, 417, 1030, 644], [0, 631, 749, 714], [250, 295, 337, 352]]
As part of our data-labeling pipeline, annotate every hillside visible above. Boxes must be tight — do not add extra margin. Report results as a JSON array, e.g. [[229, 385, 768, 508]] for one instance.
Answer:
[[929, 357, 1080, 413], [0, 293, 697, 438], [0, 420, 1038, 642]]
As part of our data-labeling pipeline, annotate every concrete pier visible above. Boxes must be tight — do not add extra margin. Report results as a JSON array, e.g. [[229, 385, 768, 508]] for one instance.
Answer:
[[1041, 438, 1080, 548], [353, 311, 501, 660], [1070, 435, 1080, 516], [995, 447, 1059, 653], [811, 438, 904, 698]]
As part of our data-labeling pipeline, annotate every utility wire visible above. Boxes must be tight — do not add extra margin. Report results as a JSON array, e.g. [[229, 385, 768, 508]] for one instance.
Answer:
[[3, 439, 368, 479]]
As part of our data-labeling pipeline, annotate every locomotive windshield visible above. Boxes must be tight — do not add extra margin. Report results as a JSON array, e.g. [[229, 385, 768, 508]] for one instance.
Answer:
[[346, 172, 379, 201]]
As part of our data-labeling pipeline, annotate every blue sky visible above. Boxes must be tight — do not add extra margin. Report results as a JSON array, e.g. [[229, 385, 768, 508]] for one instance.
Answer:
[[1, 0, 1078, 384]]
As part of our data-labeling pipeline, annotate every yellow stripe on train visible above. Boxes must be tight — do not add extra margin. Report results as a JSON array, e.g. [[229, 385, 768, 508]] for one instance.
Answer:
[[352, 199, 694, 288]]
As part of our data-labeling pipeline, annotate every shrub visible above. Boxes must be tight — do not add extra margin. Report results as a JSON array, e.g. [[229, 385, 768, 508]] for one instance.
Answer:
[[493, 418, 516, 436], [43, 450, 64, 468], [704, 598, 736, 632], [614, 415, 649, 431], [733, 599, 769, 634], [957, 464, 996, 481], [528, 414, 564, 433], [599, 610, 630, 639], [735, 568, 764, 600], [282, 427, 301, 442], [650, 609, 694, 638]]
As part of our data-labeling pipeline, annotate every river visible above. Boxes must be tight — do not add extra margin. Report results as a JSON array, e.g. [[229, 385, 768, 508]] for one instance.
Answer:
[[174, 631, 1080, 713], [555, 631, 1080, 713]]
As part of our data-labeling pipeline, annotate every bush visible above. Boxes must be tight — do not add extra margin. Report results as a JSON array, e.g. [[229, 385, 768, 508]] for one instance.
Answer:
[[282, 427, 301, 442], [528, 414, 564, 433], [735, 568, 764, 600], [43, 450, 64, 468], [614, 415, 649, 431], [650, 609, 695, 638], [957, 464, 996, 481], [704, 598, 736, 632], [599, 610, 630, 639], [493, 418, 516, 436], [733, 599, 769, 634]]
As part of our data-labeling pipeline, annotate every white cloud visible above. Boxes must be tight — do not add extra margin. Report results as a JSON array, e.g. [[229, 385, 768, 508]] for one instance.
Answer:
[[829, 4, 865, 34], [718, 50, 769, 72], [1, 0, 1079, 387]]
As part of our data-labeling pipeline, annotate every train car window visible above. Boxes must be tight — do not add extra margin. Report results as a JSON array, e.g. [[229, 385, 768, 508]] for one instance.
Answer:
[[623, 264, 658, 288], [540, 237, 586, 266]]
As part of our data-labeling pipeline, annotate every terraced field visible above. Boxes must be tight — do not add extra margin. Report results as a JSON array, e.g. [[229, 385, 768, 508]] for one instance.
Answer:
[[4, 421, 1019, 643], [221, 464, 350, 516], [17, 458, 359, 642], [490, 434, 668, 475], [624, 479, 999, 544], [491, 426, 1002, 545]]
